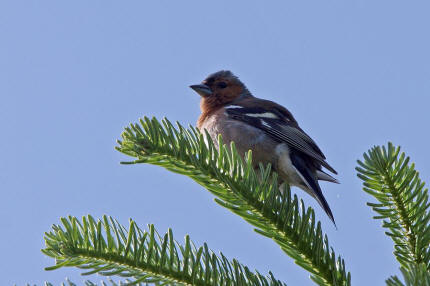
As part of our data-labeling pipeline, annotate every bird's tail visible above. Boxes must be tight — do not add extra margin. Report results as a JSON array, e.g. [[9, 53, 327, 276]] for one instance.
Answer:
[[316, 170, 340, 184], [290, 153, 336, 226]]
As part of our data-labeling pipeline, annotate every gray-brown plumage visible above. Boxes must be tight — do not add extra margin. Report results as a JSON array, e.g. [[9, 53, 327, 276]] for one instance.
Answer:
[[190, 70, 338, 224]]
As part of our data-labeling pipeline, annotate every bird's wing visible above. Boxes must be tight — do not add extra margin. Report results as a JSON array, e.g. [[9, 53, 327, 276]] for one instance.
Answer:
[[225, 101, 337, 174]]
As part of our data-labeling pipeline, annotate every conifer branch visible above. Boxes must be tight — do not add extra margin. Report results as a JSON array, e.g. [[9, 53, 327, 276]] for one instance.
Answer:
[[386, 263, 430, 286], [42, 215, 286, 286], [42, 278, 143, 286], [115, 117, 350, 286], [356, 143, 430, 276]]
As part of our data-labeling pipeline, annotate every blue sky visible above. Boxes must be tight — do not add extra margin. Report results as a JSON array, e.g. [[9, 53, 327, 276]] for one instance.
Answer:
[[1, 1, 429, 285]]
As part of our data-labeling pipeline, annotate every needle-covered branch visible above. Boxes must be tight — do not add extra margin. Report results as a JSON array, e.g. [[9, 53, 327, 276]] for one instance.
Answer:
[[43, 278, 144, 286], [116, 117, 350, 286], [42, 215, 286, 286], [356, 143, 430, 276], [386, 263, 430, 286]]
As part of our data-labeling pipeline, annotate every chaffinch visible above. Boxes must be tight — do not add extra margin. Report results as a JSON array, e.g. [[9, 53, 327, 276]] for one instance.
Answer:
[[190, 70, 338, 224]]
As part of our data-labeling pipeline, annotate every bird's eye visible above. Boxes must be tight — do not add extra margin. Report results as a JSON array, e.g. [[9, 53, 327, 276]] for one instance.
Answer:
[[217, 82, 227, 89]]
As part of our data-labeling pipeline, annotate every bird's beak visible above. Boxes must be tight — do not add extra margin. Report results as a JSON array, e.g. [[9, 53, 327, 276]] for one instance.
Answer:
[[189, 84, 212, 97]]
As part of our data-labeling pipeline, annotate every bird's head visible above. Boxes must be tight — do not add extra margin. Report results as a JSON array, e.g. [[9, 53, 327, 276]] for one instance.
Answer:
[[190, 70, 250, 112]]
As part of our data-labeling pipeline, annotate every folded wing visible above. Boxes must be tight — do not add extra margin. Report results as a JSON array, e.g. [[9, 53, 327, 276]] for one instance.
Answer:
[[225, 103, 337, 174]]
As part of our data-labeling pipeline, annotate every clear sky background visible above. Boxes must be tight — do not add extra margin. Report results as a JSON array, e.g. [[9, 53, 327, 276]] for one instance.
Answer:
[[1, 1, 429, 285]]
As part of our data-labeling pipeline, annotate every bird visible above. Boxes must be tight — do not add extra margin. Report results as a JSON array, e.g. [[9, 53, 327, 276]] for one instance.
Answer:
[[190, 70, 339, 225]]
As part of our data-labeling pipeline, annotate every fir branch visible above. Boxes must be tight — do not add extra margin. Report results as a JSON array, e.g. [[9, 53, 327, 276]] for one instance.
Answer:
[[42, 215, 286, 286], [115, 117, 350, 286], [386, 263, 430, 286], [356, 143, 430, 270], [39, 278, 135, 286], [31, 277, 172, 286]]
